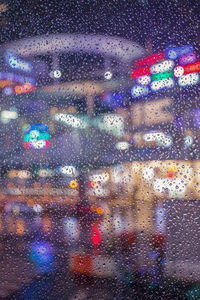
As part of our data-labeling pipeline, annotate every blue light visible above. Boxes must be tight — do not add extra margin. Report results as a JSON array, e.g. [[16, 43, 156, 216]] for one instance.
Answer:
[[149, 250, 159, 259], [165, 45, 179, 60], [179, 45, 194, 57], [165, 44, 194, 60], [24, 124, 49, 134], [102, 92, 125, 108], [5, 51, 33, 73], [30, 241, 55, 274]]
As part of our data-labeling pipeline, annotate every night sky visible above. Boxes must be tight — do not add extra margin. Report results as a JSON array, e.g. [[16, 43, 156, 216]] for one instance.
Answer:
[[0, 0, 200, 51]]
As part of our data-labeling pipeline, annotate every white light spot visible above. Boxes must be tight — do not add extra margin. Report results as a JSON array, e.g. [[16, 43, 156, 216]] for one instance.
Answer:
[[115, 141, 130, 150], [104, 71, 112, 80], [50, 70, 62, 78], [33, 204, 43, 213], [174, 66, 184, 78], [150, 60, 174, 74]]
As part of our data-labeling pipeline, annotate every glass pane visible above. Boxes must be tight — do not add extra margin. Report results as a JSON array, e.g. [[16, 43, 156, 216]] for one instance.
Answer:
[[0, 0, 199, 299]]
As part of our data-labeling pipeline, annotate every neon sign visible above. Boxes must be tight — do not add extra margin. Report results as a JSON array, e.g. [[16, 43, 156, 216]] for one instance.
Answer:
[[151, 70, 173, 81], [136, 75, 151, 85], [179, 52, 196, 66], [151, 78, 174, 92], [178, 73, 199, 87], [134, 52, 165, 67], [165, 45, 193, 60], [174, 61, 200, 77], [131, 44, 200, 96], [150, 60, 174, 74], [23, 124, 50, 149], [130, 66, 150, 79], [5, 51, 33, 73], [14, 83, 36, 94]]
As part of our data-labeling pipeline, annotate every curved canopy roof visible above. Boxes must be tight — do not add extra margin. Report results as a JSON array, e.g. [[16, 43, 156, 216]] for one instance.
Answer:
[[5, 34, 145, 63]]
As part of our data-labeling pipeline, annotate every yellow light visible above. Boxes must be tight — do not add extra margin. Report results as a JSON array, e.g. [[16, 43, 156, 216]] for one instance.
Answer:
[[69, 180, 79, 189], [16, 219, 25, 235], [0, 4, 8, 13], [8, 170, 18, 178], [166, 164, 177, 178], [8, 170, 31, 179]]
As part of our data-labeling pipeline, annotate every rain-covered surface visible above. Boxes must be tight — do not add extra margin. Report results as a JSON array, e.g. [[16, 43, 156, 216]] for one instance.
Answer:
[[0, 0, 200, 299]]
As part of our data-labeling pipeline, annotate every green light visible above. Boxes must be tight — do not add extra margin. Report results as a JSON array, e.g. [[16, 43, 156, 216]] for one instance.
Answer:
[[186, 284, 200, 300], [151, 70, 173, 81], [23, 131, 50, 142]]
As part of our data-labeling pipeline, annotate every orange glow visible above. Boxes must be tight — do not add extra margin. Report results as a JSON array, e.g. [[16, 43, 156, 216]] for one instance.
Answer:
[[0, 80, 13, 88], [14, 83, 36, 94], [43, 217, 52, 233], [90, 205, 97, 212], [70, 254, 92, 275], [89, 180, 98, 189], [16, 219, 25, 235], [166, 165, 177, 178], [7, 217, 15, 234], [96, 207, 104, 215], [184, 61, 200, 74], [27, 199, 34, 207], [69, 180, 79, 189]]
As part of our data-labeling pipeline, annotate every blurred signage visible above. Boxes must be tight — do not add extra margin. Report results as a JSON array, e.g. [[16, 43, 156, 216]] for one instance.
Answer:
[[165, 44, 194, 60], [131, 98, 174, 127], [53, 111, 124, 138], [23, 124, 50, 149], [87, 170, 110, 197], [132, 130, 173, 148], [4, 187, 79, 196], [131, 44, 199, 97], [14, 83, 36, 94], [0, 72, 35, 85], [0, 72, 36, 95], [7, 170, 31, 179], [134, 52, 165, 67]]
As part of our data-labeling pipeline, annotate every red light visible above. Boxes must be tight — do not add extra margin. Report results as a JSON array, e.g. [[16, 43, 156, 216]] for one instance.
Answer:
[[134, 52, 165, 68], [184, 61, 200, 75], [152, 233, 165, 248], [166, 171, 175, 178], [175, 61, 200, 78], [24, 141, 30, 149], [45, 140, 50, 148], [92, 223, 101, 247], [130, 66, 150, 79]]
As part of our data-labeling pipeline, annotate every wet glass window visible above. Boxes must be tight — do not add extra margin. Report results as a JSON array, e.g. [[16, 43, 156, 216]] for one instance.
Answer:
[[0, 0, 200, 299]]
